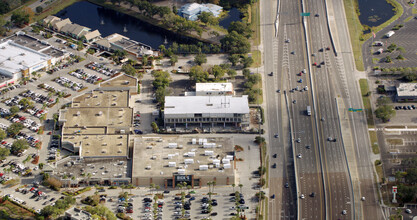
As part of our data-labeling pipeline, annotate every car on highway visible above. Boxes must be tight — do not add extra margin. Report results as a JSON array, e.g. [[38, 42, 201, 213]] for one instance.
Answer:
[[286, 39, 290, 43], [306, 145, 311, 149], [291, 51, 295, 55], [310, 192, 316, 197], [304, 86, 308, 91], [300, 194, 305, 199], [293, 100, 297, 104], [321, 117, 325, 121], [296, 138, 301, 143], [274, 134, 279, 138], [285, 182, 289, 188], [342, 210, 347, 215], [273, 154, 277, 158], [276, 89, 281, 93], [315, 14, 319, 17], [405, 209, 412, 214], [269, 72, 274, 76], [361, 197, 365, 201], [272, 163, 276, 168], [271, 194, 275, 199], [297, 154, 302, 159], [298, 79, 303, 83]]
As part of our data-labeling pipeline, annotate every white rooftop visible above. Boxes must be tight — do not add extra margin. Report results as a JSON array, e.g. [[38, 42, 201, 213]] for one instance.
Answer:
[[0, 40, 51, 75], [396, 83, 417, 97], [164, 95, 249, 115], [196, 83, 233, 92]]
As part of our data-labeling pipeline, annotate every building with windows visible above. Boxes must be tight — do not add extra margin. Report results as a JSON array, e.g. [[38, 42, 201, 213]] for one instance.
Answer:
[[164, 95, 249, 129], [178, 3, 223, 21], [396, 83, 417, 102], [42, 16, 101, 42]]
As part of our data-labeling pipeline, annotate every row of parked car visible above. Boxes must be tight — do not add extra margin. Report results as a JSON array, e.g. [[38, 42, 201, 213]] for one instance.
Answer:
[[15, 131, 40, 148], [143, 197, 163, 220], [47, 55, 80, 74], [85, 62, 119, 77], [0, 108, 11, 117], [69, 69, 103, 84], [9, 114, 41, 132], [55, 77, 85, 91], [20, 90, 54, 106], [395, 105, 416, 110], [39, 83, 68, 97]]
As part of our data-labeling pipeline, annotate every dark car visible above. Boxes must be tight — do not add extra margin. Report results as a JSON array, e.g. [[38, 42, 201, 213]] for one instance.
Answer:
[[239, 199, 245, 204], [202, 197, 209, 203], [285, 182, 289, 188], [202, 210, 209, 214], [272, 163, 277, 168], [273, 154, 277, 158], [163, 190, 170, 194], [211, 212, 218, 216], [185, 194, 191, 198], [189, 197, 195, 201], [310, 192, 316, 197]]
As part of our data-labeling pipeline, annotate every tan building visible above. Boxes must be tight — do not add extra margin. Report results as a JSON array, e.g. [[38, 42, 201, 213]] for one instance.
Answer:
[[132, 136, 236, 188]]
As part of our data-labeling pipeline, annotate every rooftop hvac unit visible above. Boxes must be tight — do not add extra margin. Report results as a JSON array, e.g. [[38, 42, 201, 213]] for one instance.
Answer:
[[192, 138, 196, 145], [184, 159, 194, 164], [199, 165, 208, 171], [212, 159, 220, 164], [224, 163, 231, 169], [145, 166, 151, 170], [178, 169, 185, 175], [168, 143, 177, 149], [203, 143, 215, 148], [151, 155, 156, 160], [205, 151, 214, 156], [217, 144, 222, 148], [188, 152, 195, 157], [168, 162, 176, 167], [147, 146, 152, 149], [226, 155, 234, 160], [76, 111, 80, 116], [167, 154, 173, 159], [214, 163, 220, 168], [203, 139, 207, 144], [98, 111, 102, 116], [222, 158, 230, 164], [183, 153, 188, 157], [198, 138, 203, 145]]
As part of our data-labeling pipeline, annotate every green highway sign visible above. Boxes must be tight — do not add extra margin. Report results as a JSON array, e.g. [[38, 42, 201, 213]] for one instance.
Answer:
[[301, 12, 311, 16], [348, 108, 363, 112]]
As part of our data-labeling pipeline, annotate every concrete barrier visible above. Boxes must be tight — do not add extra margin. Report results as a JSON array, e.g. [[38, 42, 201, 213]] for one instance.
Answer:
[[324, 0, 338, 56]]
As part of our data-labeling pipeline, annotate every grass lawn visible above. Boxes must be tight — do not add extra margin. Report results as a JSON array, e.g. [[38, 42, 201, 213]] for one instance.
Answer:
[[374, 161, 384, 183], [0, 200, 35, 219], [359, 79, 375, 127], [263, 197, 268, 220], [413, 8, 417, 14], [404, 16, 414, 22], [343, 0, 364, 71], [249, 1, 261, 46], [369, 131, 380, 154], [372, 58, 380, 64], [251, 50, 262, 68]]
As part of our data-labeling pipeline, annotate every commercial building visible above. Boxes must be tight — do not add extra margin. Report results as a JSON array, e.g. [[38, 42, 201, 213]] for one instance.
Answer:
[[0, 40, 52, 81], [42, 16, 101, 42], [132, 136, 235, 188], [98, 73, 138, 94], [164, 95, 250, 129], [65, 207, 91, 220], [94, 33, 155, 58], [178, 3, 223, 21], [396, 83, 417, 102], [195, 82, 234, 96]]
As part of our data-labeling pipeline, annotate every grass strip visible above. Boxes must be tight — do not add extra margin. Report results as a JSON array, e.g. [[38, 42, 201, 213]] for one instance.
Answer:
[[404, 16, 414, 22], [251, 50, 262, 68], [369, 131, 380, 154], [343, 0, 365, 71], [359, 79, 375, 127], [33, 0, 81, 22], [386, 138, 403, 145], [250, 1, 261, 46]]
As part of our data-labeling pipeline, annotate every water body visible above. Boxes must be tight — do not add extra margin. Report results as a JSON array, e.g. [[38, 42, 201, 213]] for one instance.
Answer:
[[55, 1, 197, 48], [219, 8, 241, 29], [357, 0, 395, 27]]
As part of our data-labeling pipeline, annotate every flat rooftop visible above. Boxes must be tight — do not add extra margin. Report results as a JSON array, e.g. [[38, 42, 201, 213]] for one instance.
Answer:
[[100, 74, 137, 89], [0, 40, 51, 75], [164, 95, 249, 116], [61, 107, 132, 128], [72, 90, 129, 108], [40, 47, 65, 58], [196, 83, 233, 92], [56, 157, 131, 180], [132, 136, 235, 178], [62, 134, 129, 157], [397, 83, 417, 97], [9, 34, 50, 51]]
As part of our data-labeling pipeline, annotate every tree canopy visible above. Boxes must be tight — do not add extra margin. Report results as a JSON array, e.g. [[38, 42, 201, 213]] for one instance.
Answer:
[[189, 66, 209, 83], [194, 53, 207, 65], [11, 139, 29, 154], [228, 21, 253, 39], [6, 123, 24, 137], [375, 105, 395, 123], [221, 31, 251, 54]]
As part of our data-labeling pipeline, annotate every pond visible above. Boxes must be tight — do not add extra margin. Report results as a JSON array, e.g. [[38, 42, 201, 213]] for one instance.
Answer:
[[357, 0, 395, 27], [55, 1, 197, 48], [219, 7, 241, 29]]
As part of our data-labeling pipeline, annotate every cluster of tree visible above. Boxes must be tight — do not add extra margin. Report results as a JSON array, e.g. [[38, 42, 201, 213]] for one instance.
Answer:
[[228, 54, 253, 67], [6, 123, 24, 137], [216, 0, 258, 9], [10, 139, 28, 155], [163, 15, 204, 36], [220, 21, 253, 54], [83, 205, 117, 220], [82, 195, 100, 206], [198, 11, 219, 26], [243, 69, 262, 103], [0, 1, 10, 15], [374, 96, 395, 123], [11, 7, 33, 28], [40, 196, 76, 218], [152, 70, 171, 106], [164, 42, 221, 55], [396, 158, 417, 203]]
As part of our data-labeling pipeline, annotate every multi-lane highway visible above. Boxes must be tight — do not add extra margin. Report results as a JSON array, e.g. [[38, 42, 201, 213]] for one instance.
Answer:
[[262, 0, 367, 219]]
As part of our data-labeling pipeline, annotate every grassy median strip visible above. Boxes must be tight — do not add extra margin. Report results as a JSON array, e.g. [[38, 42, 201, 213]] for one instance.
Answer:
[[343, 0, 364, 71], [251, 50, 262, 68], [359, 79, 375, 127], [250, 1, 261, 46], [404, 16, 414, 22], [369, 131, 380, 154]]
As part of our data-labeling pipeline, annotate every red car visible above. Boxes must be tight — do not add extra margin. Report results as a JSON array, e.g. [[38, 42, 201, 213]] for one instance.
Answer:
[[47, 132, 52, 135], [1, 141, 6, 145], [313, 62, 317, 66]]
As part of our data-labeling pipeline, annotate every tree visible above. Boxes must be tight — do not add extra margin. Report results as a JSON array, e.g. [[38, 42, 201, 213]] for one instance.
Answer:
[[11, 8, 33, 28], [83, 205, 117, 220], [122, 64, 137, 76], [152, 70, 171, 89], [221, 31, 251, 54], [385, 56, 392, 63], [194, 53, 207, 65], [396, 46, 405, 53], [11, 139, 29, 154], [232, 183, 236, 193], [198, 11, 213, 24], [35, 6, 43, 14], [7, 123, 24, 137], [189, 66, 209, 83], [18, 98, 34, 108], [238, 184, 243, 194], [170, 55, 178, 66], [375, 105, 395, 123], [227, 69, 237, 79], [376, 96, 391, 106], [0, 148, 10, 159], [387, 43, 397, 52], [211, 65, 225, 80], [0, 1, 10, 15], [406, 168, 417, 185], [10, 106, 19, 115], [228, 54, 240, 66], [155, 87, 169, 105], [151, 122, 159, 133], [0, 129, 5, 142], [228, 21, 253, 39], [241, 56, 254, 68]]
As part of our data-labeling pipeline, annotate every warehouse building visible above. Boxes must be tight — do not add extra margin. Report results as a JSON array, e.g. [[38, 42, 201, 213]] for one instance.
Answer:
[[132, 136, 235, 188], [396, 83, 417, 102], [164, 95, 249, 129]]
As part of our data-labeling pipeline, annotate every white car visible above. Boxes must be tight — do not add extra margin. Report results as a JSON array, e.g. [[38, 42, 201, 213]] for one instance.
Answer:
[[405, 209, 412, 214], [342, 210, 347, 215], [300, 194, 305, 199], [297, 154, 302, 159]]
